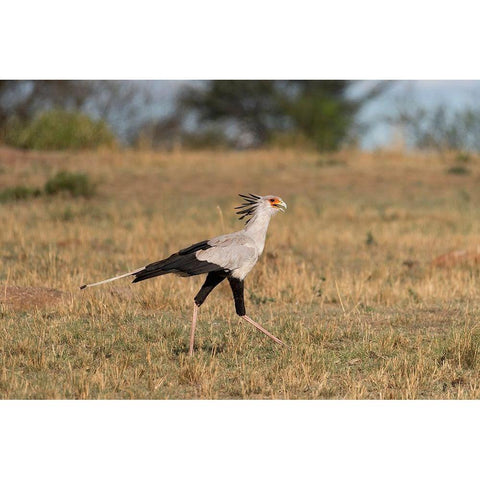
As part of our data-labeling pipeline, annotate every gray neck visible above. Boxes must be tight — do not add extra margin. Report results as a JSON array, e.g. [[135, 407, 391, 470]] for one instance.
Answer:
[[243, 211, 272, 256]]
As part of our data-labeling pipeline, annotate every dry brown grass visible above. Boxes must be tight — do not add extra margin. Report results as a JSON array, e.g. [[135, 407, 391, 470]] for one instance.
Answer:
[[1, 145, 480, 398]]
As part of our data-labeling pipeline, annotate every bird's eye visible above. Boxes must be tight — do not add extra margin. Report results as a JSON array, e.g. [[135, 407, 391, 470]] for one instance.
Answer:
[[269, 198, 275, 203]]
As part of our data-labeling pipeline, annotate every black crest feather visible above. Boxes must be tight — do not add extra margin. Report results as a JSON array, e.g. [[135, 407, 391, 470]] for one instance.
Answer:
[[235, 193, 261, 223]]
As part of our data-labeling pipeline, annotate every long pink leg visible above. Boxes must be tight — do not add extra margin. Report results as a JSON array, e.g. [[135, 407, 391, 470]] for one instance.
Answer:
[[189, 303, 199, 356], [241, 315, 286, 346]]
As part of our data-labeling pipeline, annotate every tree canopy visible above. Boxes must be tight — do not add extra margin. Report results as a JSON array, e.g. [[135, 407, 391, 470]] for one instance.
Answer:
[[179, 80, 389, 150], [0, 80, 390, 151]]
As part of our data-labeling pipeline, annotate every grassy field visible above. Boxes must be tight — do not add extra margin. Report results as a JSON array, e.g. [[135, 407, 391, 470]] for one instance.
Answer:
[[1, 145, 480, 399]]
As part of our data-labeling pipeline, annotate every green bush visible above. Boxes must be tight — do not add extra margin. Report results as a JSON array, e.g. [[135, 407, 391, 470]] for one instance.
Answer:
[[0, 171, 96, 203], [4, 109, 116, 150], [446, 166, 470, 176], [0, 185, 42, 203], [456, 152, 472, 163], [44, 171, 96, 197]]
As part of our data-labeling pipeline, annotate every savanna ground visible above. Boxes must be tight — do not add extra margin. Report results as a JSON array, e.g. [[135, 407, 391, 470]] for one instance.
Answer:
[[1, 146, 480, 399]]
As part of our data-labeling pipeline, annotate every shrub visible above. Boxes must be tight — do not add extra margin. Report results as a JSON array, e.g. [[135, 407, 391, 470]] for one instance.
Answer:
[[446, 166, 470, 175], [316, 156, 347, 167], [4, 109, 116, 150], [44, 171, 96, 197], [456, 152, 472, 163], [365, 231, 376, 246], [0, 185, 42, 203]]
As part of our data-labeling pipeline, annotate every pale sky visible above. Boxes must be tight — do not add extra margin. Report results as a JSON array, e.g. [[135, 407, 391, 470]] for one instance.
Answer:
[[355, 80, 480, 148]]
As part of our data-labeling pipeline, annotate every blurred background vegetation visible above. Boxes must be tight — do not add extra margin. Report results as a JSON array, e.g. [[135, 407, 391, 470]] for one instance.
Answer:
[[1, 80, 480, 153]]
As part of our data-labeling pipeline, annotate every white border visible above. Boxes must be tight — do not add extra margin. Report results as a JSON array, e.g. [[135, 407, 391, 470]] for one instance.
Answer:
[[1, 400, 478, 479], [3, 1, 480, 79]]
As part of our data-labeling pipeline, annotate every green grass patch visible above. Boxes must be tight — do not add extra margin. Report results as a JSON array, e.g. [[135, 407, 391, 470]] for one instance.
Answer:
[[0, 185, 42, 203]]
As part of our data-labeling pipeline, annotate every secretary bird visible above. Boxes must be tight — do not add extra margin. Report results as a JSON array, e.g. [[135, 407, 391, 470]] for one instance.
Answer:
[[80, 193, 287, 355]]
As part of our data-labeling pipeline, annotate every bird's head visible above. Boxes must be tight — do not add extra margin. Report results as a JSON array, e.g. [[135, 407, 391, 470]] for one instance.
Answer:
[[235, 193, 287, 223], [263, 195, 287, 214]]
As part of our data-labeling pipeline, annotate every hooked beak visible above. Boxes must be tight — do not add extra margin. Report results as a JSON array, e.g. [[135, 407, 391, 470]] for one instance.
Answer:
[[275, 199, 287, 213]]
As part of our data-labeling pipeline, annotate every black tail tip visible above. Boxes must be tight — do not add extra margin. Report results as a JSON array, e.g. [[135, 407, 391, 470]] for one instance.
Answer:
[[80, 284, 87, 290]]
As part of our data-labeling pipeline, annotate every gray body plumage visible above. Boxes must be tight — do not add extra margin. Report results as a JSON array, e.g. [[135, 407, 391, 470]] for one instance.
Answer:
[[196, 232, 258, 280]]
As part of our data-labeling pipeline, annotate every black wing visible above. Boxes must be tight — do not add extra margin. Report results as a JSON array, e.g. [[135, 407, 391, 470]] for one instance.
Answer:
[[132, 239, 223, 283]]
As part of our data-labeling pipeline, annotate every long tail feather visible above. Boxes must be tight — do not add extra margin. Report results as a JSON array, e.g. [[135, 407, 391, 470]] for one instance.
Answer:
[[80, 267, 145, 290]]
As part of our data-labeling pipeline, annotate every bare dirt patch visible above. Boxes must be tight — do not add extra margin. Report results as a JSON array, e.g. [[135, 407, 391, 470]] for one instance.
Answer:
[[432, 246, 480, 267]]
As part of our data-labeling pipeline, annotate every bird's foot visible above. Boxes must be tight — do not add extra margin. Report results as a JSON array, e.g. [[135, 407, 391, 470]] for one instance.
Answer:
[[241, 315, 286, 347]]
